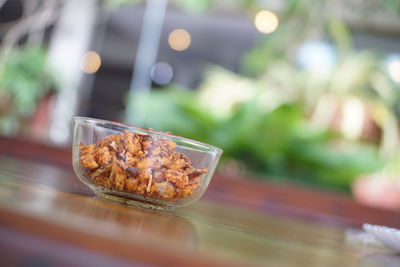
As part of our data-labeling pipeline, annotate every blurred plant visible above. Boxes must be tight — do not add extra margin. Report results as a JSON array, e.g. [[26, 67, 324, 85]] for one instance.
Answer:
[[174, 0, 213, 14], [102, 0, 140, 10], [130, 69, 382, 190], [0, 46, 56, 134], [0, 0, 60, 135], [126, 0, 400, 190], [240, 0, 400, 159]]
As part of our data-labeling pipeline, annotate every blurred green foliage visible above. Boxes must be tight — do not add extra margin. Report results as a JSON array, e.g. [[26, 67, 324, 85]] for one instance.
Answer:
[[130, 83, 381, 191], [121, 0, 400, 190], [102, 0, 400, 17], [102, 0, 139, 10], [0, 46, 56, 134]]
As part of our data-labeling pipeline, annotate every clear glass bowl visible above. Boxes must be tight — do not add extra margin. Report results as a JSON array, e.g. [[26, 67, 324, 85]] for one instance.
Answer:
[[72, 116, 222, 211]]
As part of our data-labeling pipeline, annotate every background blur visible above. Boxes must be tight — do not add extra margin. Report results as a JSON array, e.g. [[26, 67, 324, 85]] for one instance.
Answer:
[[1, 0, 400, 208]]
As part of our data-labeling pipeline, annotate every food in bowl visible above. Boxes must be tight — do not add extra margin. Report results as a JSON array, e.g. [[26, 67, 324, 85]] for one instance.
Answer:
[[73, 117, 222, 210], [79, 130, 207, 200]]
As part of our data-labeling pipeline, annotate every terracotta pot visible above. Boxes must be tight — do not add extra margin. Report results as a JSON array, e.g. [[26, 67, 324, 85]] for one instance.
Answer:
[[352, 174, 400, 210], [23, 92, 56, 141], [312, 96, 381, 143]]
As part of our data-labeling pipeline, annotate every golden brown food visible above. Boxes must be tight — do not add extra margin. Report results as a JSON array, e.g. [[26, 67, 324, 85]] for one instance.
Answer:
[[79, 130, 207, 200]]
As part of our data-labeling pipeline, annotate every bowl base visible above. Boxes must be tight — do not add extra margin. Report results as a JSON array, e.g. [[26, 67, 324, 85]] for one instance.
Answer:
[[95, 191, 177, 211]]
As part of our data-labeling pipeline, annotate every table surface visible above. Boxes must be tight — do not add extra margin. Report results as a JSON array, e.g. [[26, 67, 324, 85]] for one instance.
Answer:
[[0, 136, 400, 266]]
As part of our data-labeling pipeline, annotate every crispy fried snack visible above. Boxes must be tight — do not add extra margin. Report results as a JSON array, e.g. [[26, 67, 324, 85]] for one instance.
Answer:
[[79, 130, 207, 200]]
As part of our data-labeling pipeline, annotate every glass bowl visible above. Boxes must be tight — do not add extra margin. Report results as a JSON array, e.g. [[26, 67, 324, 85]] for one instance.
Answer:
[[72, 116, 222, 211]]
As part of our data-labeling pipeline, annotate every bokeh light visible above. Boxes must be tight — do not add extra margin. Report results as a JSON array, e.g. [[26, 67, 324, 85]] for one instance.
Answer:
[[388, 59, 400, 83], [168, 29, 191, 51], [296, 41, 336, 72], [254, 10, 279, 34], [81, 51, 101, 74], [150, 62, 173, 85]]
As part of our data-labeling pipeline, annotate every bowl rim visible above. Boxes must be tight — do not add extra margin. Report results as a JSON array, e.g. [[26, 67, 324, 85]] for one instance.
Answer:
[[73, 116, 223, 155]]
